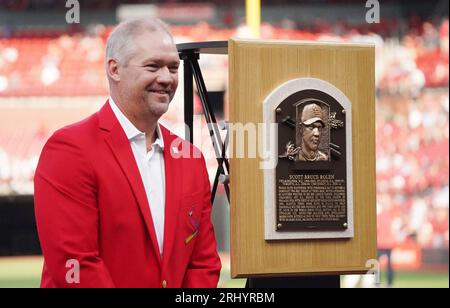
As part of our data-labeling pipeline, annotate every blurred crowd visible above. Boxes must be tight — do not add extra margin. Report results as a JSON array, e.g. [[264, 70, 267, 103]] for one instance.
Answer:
[[0, 17, 448, 95], [0, 17, 449, 249], [377, 90, 448, 249]]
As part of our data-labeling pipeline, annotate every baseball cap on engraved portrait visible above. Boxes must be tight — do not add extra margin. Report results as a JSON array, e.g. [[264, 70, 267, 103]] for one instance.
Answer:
[[301, 103, 325, 126]]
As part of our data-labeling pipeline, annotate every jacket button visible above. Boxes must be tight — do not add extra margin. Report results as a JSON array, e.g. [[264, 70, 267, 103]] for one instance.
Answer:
[[162, 280, 167, 288]]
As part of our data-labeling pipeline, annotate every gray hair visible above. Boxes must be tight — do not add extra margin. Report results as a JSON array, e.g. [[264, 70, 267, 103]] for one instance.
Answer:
[[105, 18, 172, 66]]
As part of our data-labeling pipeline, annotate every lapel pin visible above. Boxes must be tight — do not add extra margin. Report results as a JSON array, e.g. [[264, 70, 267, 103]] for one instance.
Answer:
[[185, 230, 198, 244]]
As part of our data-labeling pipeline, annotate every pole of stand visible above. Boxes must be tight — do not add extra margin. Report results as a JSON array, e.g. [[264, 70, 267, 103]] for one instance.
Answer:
[[181, 52, 197, 143]]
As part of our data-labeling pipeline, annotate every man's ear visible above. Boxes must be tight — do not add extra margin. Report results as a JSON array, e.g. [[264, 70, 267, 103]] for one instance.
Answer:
[[107, 58, 120, 82]]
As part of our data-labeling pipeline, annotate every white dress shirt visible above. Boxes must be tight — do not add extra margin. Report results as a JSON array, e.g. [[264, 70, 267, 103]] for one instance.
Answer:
[[109, 98, 166, 255]]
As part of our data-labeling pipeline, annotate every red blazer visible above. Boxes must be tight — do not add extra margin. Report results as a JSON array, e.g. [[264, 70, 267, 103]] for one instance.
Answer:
[[34, 102, 221, 288]]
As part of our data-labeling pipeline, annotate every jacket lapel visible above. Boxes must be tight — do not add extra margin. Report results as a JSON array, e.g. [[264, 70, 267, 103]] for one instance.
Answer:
[[98, 102, 162, 266], [160, 125, 182, 267]]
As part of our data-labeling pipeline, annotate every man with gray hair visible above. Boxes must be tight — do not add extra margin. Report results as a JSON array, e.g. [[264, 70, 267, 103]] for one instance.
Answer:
[[34, 18, 221, 288]]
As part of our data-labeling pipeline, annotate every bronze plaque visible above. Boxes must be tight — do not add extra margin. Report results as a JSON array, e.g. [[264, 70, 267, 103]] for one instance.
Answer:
[[276, 89, 347, 231]]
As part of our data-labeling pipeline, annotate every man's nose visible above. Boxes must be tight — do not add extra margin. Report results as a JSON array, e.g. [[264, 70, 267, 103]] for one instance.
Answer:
[[156, 67, 172, 84]]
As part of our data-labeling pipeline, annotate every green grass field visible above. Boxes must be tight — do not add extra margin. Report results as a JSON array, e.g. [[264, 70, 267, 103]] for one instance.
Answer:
[[0, 257, 43, 288], [0, 256, 447, 288], [378, 270, 449, 288]]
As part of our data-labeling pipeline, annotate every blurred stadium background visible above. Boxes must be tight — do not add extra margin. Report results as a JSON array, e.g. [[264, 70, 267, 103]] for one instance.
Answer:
[[0, 0, 448, 288]]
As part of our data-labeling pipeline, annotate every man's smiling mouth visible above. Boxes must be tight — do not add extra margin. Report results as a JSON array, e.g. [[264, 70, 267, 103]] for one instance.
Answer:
[[148, 89, 170, 95]]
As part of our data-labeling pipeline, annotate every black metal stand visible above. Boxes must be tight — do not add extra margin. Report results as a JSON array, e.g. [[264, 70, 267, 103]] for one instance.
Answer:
[[177, 41, 340, 289], [177, 41, 230, 204]]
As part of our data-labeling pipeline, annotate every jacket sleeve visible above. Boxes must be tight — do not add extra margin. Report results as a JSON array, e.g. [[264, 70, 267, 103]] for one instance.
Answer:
[[182, 154, 222, 288], [34, 129, 115, 288]]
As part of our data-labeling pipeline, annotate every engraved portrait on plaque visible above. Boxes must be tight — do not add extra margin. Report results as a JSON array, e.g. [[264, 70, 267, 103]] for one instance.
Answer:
[[296, 101, 329, 162]]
